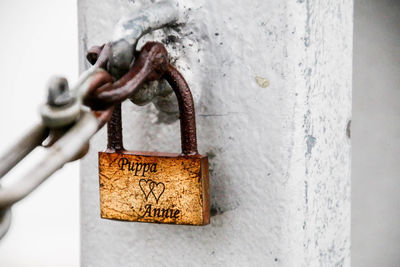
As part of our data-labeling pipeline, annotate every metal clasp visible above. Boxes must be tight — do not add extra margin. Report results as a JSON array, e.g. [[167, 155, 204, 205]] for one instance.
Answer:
[[108, 0, 179, 78]]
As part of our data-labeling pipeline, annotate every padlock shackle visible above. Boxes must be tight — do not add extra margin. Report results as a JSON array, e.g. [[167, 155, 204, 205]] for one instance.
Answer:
[[106, 63, 198, 156], [164, 63, 198, 155], [107, 103, 124, 151]]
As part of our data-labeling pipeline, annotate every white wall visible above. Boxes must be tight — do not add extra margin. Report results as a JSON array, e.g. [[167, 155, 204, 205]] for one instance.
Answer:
[[0, 1, 79, 266], [79, 1, 352, 266], [352, 0, 400, 266]]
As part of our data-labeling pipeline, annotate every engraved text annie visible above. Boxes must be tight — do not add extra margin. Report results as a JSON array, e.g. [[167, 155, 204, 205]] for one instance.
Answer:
[[142, 204, 180, 219]]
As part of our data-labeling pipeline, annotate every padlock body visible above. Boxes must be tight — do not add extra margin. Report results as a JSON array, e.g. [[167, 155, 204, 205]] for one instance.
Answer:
[[98, 151, 210, 225]]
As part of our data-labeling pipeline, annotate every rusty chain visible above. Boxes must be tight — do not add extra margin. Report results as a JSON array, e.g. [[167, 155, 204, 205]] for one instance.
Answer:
[[0, 41, 182, 215], [0, 0, 185, 238]]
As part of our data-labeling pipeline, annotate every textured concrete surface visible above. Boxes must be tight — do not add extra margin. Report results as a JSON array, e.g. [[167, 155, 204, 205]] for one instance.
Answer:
[[79, 1, 352, 266], [353, 0, 400, 266]]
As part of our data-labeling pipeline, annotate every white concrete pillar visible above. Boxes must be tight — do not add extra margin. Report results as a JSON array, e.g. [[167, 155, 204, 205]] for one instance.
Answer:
[[79, 1, 352, 266]]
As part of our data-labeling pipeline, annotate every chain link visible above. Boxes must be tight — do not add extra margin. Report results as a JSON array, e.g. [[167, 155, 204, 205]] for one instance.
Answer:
[[0, 0, 180, 239]]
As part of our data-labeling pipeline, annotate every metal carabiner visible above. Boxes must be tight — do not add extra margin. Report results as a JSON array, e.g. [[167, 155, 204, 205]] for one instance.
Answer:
[[0, 67, 113, 210], [0, 109, 112, 210], [0, 66, 111, 178]]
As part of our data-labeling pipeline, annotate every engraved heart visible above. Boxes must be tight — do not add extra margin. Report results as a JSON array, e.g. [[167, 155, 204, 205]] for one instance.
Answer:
[[149, 181, 165, 204], [139, 179, 152, 201]]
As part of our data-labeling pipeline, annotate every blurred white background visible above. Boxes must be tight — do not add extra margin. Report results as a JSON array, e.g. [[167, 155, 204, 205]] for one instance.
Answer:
[[353, 0, 400, 266], [0, 0, 79, 266]]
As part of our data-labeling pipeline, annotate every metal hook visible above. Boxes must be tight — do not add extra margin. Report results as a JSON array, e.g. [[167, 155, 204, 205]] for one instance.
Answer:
[[108, 0, 179, 78]]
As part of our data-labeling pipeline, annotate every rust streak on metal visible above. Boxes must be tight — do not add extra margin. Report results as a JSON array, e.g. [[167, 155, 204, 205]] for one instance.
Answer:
[[86, 44, 104, 65], [86, 43, 112, 69], [163, 64, 198, 155], [106, 103, 124, 151], [86, 70, 114, 97], [84, 42, 168, 110], [94, 43, 111, 69], [93, 107, 114, 129]]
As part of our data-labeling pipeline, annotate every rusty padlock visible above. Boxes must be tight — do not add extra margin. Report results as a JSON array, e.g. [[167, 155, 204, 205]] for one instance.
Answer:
[[98, 65, 210, 225]]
